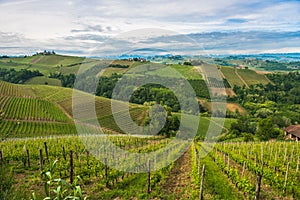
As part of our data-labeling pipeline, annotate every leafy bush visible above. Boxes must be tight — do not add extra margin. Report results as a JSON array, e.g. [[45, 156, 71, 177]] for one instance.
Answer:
[[0, 166, 14, 199]]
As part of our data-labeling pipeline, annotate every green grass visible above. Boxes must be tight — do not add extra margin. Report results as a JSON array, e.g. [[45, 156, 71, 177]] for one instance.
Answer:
[[173, 113, 236, 138], [25, 76, 61, 86], [31, 55, 84, 66], [171, 64, 202, 80], [194, 145, 243, 199], [0, 55, 98, 76], [101, 67, 129, 76]]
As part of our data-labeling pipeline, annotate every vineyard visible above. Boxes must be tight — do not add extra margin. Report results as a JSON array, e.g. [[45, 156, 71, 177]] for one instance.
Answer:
[[1, 137, 299, 199], [220, 67, 245, 87], [0, 80, 153, 137], [236, 69, 270, 86], [0, 121, 77, 137], [0, 80, 35, 97], [0, 96, 70, 122], [191, 141, 300, 199], [0, 135, 185, 199]]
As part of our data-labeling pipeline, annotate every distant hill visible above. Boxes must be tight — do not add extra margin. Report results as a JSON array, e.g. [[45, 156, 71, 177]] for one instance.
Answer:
[[0, 54, 98, 75]]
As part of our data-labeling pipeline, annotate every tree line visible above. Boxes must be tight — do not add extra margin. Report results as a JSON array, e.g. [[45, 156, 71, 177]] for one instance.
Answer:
[[0, 68, 43, 84]]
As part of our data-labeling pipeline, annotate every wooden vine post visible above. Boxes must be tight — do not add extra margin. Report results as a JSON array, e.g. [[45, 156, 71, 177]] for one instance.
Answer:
[[105, 157, 108, 187], [70, 150, 74, 184], [199, 165, 205, 200], [147, 159, 151, 194], [0, 150, 3, 166], [62, 146, 66, 161], [227, 154, 230, 169], [39, 149, 43, 171], [26, 149, 30, 167], [274, 150, 278, 172], [283, 162, 290, 194], [44, 142, 49, 163], [296, 156, 299, 174], [242, 161, 246, 177], [254, 174, 262, 200]]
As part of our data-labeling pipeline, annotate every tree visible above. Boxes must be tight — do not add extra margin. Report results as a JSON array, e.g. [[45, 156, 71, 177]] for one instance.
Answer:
[[256, 118, 281, 141], [255, 108, 273, 118], [145, 105, 180, 138], [183, 61, 192, 66], [229, 116, 256, 135]]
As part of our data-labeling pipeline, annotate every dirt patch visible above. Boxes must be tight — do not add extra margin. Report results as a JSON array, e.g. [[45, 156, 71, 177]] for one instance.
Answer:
[[198, 100, 247, 116], [31, 56, 44, 64], [255, 70, 272, 75], [226, 102, 247, 115], [160, 149, 195, 199], [225, 88, 236, 97]]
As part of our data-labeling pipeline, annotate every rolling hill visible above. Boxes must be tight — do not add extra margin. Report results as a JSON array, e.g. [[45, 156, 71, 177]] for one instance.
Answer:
[[0, 54, 273, 138], [0, 80, 150, 138]]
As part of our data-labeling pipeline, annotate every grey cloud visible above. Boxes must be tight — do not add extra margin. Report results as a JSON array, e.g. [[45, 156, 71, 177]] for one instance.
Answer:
[[64, 34, 107, 41], [71, 25, 113, 33], [0, 31, 24, 44]]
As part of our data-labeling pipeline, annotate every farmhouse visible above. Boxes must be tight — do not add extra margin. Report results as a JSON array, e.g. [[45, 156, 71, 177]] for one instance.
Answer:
[[235, 65, 243, 69], [284, 125, 300, 141]]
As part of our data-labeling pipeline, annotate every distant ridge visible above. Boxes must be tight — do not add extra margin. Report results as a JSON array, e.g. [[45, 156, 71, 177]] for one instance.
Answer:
[[210, 53, 300, 62]]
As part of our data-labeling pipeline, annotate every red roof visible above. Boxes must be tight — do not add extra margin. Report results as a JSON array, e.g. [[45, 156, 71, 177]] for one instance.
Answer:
[[285, 125, 300, 138]]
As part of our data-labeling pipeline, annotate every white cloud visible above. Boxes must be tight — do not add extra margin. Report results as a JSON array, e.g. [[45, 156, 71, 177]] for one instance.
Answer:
[[0, 0, 300, 55]]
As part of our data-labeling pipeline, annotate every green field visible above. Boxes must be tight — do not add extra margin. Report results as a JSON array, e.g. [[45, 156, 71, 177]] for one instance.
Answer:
[[171, 64, 203, 80], [25, 76, 61, 86], [0, 54, 100, 75]]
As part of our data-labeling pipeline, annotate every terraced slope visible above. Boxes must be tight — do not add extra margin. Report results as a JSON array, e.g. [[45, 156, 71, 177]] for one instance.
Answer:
[[236, 69, 270, 85], [0, 96, 70, 122], [220, 66, 270, 88], [0, 80, 35, 97], [220, 67, 245, 87], [0, 80, 149, 137]]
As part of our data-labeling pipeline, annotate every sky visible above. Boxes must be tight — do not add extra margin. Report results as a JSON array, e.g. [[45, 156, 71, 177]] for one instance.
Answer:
[[0, 0, 300, 56]]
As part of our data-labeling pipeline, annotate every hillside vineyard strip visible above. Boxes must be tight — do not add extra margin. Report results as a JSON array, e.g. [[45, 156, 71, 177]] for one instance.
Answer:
[[0, 121, 77, 137], [0, 96, 70, 122], [220, 67, 245, 87], [236, 69, 270, 85], [0, 81, 35, 97]]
